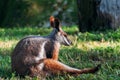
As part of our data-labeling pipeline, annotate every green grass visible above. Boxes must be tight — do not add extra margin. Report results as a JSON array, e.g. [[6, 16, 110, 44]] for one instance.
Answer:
[[0, 26, 120, 80]]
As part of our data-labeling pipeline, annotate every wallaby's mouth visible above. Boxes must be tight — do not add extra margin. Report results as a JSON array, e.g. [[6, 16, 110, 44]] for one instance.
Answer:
[[63, 35, 73, 46], [65, 40, 73, 46]]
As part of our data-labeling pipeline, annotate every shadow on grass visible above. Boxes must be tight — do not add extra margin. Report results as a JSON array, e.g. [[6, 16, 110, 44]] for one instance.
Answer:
[[60, 46, 120, 62], [0, 55, 12, 79], [77, 29, 120, 42], [0, 27, 51, 41]]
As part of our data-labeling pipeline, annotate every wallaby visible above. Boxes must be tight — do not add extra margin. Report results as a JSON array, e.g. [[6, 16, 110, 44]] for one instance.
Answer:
[[11, 16, 100, 77]]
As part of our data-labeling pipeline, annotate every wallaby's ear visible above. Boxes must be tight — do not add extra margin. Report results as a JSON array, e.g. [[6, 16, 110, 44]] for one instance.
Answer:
[[50, 16, 55, 27], [50, 16, 61, 31]]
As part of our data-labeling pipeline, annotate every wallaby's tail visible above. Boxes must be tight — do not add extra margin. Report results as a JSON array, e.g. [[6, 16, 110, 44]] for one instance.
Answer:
[[43, 59, 101, 75]]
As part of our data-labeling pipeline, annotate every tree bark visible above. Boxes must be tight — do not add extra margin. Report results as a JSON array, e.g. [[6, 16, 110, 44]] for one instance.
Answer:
[[77, 0, 120, 32]]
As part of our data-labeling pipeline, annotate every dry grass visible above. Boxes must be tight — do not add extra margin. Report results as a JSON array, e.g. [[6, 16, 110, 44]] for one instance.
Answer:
[[0, 40, 18, 49], [77, 41, 120, 51]]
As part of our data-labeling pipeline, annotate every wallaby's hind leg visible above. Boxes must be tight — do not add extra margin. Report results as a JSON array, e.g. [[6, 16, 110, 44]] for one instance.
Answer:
[[43, 59, 100, 75]]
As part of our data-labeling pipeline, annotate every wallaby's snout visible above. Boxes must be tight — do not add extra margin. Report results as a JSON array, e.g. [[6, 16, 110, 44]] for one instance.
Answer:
[[61, 33, 72, 46], [66, 38, 72, 46]]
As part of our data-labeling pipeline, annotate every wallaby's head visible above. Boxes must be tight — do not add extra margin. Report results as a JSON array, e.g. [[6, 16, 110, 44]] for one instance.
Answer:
[[50, 16, 72, 46]]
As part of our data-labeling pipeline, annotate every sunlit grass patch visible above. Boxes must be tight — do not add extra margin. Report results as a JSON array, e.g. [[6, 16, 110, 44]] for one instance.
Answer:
[[77, 41, 120, 52], [0, 40, 18, 49]]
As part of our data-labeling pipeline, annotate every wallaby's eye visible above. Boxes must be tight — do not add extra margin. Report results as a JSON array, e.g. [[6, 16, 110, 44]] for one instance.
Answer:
[[63, 32, 67, 37], [64, 34, 67, 37]]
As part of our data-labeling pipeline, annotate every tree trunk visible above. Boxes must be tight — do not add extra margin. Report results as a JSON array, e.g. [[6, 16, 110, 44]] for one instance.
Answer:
[[77, 0, 120, 32]]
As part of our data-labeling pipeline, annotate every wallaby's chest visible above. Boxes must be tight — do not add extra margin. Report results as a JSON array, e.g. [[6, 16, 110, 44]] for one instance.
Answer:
[[37, 40, 59, 59], [30, 39, 54, 58], [44, 41, 55, 58]]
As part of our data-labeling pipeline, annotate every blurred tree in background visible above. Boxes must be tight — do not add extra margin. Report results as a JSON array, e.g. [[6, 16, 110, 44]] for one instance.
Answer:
[[0, 0, 77, 27], [0, 0, 29, 27], [77, 0, 120, 32]]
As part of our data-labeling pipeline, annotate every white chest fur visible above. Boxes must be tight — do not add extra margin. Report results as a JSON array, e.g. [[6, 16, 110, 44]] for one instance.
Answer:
[[35, 41, 46, 61], [35, 41, 47, 70]]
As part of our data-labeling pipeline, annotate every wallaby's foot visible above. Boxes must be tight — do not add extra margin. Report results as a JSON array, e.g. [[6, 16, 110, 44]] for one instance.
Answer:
[[90, 64, 101, 73]]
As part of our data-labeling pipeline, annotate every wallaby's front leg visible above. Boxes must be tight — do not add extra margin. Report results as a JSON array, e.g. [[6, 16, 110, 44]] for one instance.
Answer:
[[52, 42, 60, 60]]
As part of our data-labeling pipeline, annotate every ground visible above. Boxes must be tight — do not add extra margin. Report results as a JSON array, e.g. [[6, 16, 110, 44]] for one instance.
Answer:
[[0, 26, 120, 80]]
